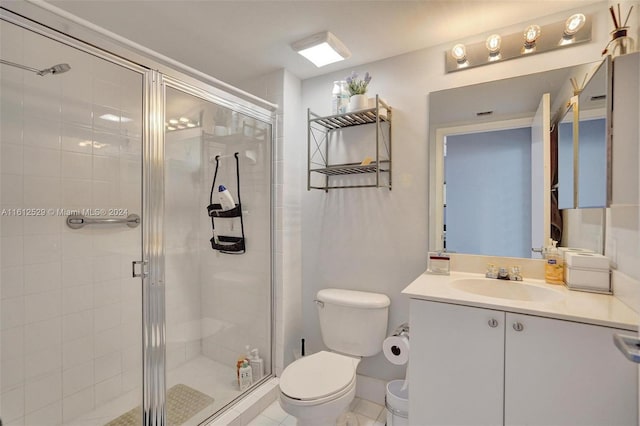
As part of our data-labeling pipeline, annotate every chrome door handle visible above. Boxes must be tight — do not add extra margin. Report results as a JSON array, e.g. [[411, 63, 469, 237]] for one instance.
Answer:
[[613, 333, 640, 363], [513, 322, 524, 332], [488, 318, 499, 328]]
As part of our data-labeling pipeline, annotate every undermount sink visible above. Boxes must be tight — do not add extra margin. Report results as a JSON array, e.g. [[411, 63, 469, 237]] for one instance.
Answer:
[[451, 278, 564, 303]]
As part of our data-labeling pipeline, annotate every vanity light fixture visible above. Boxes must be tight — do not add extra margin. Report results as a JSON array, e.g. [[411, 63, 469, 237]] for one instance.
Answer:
[[523, 25, 541, 53], [445, 12, 591, 73], [485, 34, 502, 61], [291, 31, 351, 67]]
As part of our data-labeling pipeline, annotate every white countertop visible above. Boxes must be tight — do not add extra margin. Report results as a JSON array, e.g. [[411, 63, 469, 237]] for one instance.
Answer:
[[402, 271, 639, 331]]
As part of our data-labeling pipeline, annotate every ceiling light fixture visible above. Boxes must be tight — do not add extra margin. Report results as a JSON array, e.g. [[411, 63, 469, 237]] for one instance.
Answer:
[[291, 31, 351, 67], [523, 24, 541, 53], [485, 34, 502, 61]]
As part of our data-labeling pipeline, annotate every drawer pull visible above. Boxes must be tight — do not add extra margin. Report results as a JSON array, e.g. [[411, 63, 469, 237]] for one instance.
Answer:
[[488, 318, 499, 328], [513, 322, 524, 332]]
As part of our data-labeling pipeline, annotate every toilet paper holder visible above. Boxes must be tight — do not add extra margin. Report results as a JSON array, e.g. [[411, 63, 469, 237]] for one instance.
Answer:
[[392, 322, 409, 337]]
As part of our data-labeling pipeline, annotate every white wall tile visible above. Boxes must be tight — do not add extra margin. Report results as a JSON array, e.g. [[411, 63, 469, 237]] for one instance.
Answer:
[[2, 266, 24, 299], [23, 147, 60, 177], [1, 236, 23, 267], [24, 345, 61, 380], [1, 297, 25, 329], [2, 143, 23, 175], [62, 284, 93, 315], [24, 262, 61, 295], [62, 260, 92, 287], [1, 174, 24, 206], [63, 360, 93, 397], [24, 318, 60, 354], [2, 325, 24, 361], [94, 352, 121, 383], [61, 232, 93, 261], [24, 289, 61, 323], [22, 118, 60, 150], [94, 374, 121, 406], [1, 357, 25, 395], [94, 304, 121, 332], [62, 387, 94, 423], [61, 152, 92, 179], [1, 385, 25, 422], [62, 310, 93, 342], [63, 335, 93, 370], [24, 370, 61, 413], [61, 178, 93, 207], [61, 124, 92, 154], [24, 400, 62, 426], [23, 176, 60, 208], [94, 326, 120, 358]]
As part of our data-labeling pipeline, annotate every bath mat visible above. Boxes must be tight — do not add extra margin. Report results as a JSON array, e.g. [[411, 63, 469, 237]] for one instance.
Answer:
[[104, 384, 214, 426]]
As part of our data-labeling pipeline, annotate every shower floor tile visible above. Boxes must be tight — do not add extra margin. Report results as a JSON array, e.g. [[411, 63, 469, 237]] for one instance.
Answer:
[[65, 355, 241, 426]]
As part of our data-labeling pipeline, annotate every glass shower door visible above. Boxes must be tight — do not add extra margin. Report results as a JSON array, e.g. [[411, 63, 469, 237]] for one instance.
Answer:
[[162, 84, 272, 423], [0, 19, 144, 426]]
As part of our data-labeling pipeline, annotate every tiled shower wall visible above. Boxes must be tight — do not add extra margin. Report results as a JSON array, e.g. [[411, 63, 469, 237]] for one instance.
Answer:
[[0, 21, 143, 425]]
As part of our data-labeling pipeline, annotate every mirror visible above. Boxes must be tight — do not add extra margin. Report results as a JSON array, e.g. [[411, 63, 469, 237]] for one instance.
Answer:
[[429, 60, 608, 258], [558, 57, 611, 210]]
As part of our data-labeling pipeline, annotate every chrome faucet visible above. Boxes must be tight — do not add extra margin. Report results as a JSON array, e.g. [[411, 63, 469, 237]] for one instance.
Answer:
[[486, 264, 523, 281]]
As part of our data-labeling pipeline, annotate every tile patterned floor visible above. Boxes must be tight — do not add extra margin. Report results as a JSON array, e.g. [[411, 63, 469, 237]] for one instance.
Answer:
[[247, 397, 387, 426]]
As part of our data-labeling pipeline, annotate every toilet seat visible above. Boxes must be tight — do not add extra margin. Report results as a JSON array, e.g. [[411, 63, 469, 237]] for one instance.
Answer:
[[279, 351, 359, 402]]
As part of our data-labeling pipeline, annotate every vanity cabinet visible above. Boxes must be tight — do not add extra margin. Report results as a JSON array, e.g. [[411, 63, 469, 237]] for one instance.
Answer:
[[409, 299, 637, 426]]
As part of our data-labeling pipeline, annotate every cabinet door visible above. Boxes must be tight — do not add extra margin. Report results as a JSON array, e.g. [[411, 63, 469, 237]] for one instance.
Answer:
[[409, 300, 505, 425], [505, 313, 638, 425]]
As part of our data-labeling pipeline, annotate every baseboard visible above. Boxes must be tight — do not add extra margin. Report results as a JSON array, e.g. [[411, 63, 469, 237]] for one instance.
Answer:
[[355, 374, 387, 406]]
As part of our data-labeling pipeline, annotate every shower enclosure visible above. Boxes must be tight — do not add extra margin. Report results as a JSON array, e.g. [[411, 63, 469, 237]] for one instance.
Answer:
[[0, 9, 273, 426]]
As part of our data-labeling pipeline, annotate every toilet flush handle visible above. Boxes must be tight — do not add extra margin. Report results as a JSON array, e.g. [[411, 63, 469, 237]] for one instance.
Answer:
[[313, 299, 324, 308]]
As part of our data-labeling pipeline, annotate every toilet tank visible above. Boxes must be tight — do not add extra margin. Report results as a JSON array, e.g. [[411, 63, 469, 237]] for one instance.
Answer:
[[316, 288, 390, 357]]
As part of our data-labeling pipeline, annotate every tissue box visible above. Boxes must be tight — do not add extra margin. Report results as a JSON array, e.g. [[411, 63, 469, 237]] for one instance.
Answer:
[[564, 252, 611, 294]]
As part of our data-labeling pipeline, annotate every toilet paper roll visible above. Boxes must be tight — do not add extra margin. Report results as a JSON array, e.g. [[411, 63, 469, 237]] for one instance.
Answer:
[[383, 335, 410, 365]]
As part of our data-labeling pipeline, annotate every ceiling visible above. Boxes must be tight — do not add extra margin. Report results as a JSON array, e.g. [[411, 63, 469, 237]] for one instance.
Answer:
[[46, 0, 597, 87]]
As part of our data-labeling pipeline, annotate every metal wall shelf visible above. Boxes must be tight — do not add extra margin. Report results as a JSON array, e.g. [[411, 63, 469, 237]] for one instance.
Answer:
[[307, 95, 392, 191]]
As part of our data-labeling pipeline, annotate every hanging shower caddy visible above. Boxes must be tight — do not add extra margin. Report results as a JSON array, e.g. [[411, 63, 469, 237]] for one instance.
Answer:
[[207, 152, 246, 254]]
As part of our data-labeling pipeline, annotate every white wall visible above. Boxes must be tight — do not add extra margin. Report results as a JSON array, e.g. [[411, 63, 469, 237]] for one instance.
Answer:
[[239, 69, 304, 376], [299, 3, 616, 381]]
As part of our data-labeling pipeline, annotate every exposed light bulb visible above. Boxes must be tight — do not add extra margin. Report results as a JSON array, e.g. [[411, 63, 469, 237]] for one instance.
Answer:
[[564, 13, 585, 37], [179, 117, 190, 123], [169, 118, 179, 125], [523, 24, 541, 52], [485, 34, 501, 54], [451, 43, 467, 63], [524, 25, 541, 44], [187, 123, 196, 128], [167, 126, 176, 131]]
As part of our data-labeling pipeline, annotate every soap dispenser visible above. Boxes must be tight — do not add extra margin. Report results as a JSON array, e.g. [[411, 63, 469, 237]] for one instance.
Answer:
[[544, 239, 564, 285], [249, 348, 264, 381]]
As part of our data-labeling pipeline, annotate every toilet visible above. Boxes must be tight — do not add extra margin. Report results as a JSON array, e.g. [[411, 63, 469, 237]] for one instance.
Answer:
[[279, 288, 390, 426]]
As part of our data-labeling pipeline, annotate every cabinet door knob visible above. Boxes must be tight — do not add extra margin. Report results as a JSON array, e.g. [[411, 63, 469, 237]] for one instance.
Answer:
[[513, 322, 524, 332], [488, 318, 499, 328]]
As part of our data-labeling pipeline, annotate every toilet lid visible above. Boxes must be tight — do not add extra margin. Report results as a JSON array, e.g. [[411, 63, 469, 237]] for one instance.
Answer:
[[280, 351, 356, 401]]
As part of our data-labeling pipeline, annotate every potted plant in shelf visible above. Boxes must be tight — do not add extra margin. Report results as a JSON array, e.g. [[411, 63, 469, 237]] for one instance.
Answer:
[[345, 71, 371, 112]]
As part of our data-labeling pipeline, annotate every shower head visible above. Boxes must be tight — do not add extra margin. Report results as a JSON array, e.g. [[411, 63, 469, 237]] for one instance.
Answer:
[[0, 59, 71, 76], [37, 63, 71, 76]]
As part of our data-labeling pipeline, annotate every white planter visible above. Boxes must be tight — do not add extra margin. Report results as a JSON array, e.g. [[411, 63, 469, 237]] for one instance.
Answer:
[[348, 94, 368, 112]]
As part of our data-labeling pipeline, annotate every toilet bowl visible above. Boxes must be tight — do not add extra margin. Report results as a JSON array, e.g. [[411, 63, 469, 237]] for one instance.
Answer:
[[278, 288, 390, 425], [279, 351, 360, 426]]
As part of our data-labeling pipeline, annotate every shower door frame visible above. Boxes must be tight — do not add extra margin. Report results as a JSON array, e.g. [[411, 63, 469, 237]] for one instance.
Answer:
[[1, 6, 277, 425]]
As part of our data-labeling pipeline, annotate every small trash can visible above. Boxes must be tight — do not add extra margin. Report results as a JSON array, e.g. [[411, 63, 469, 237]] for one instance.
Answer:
[[386, 379, 408, 426]]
